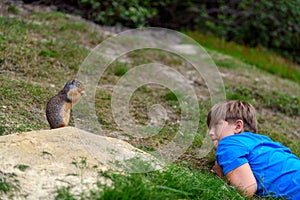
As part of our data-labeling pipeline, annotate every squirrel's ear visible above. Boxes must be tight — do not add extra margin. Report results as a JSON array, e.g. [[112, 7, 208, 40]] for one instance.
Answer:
[[66, 80, 71, 84]]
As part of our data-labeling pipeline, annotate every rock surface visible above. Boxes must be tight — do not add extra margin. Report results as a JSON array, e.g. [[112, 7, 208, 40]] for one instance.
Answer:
[[0, 127, 163, 199]]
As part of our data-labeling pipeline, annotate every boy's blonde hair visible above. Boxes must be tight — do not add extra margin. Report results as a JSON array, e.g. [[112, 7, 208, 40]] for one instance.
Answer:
[[207, 100, 258, 133]]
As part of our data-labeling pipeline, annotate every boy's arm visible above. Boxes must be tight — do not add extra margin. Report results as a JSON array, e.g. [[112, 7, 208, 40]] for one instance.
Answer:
[[226, 163, 257, 197], [212, 161, 224, 178]]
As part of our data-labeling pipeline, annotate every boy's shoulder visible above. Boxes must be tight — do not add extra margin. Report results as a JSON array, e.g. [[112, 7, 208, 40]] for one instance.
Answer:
[[220, 132, 264, 143], [218, 132, 292, 155], [218, 132, 275, 150]]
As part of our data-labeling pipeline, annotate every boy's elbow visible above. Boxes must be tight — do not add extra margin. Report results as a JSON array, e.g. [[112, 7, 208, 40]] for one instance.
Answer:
[[232, 180, 257, 197], [226, 163, 257, 197], [243, 184, 257, 197]]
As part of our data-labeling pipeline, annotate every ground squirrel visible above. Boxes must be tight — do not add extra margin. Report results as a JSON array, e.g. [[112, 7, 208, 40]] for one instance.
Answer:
[[46, 80, 85, 129]]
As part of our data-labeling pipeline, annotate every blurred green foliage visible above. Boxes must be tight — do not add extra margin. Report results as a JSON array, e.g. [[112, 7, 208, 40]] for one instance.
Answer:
[[73, 0, 157, 27], [23, 0, 299, 64], [151, 0, 300, 64]]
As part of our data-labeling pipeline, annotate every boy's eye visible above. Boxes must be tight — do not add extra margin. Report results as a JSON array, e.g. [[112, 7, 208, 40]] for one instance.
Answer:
[[215, 121, 223, 126]]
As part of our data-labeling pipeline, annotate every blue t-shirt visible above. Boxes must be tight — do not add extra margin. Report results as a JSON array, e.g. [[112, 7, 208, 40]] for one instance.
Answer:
[[216, 132, 300, 199]]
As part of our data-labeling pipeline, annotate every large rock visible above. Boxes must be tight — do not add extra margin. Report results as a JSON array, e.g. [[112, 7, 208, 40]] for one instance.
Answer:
[[0, 127, 163, 199]]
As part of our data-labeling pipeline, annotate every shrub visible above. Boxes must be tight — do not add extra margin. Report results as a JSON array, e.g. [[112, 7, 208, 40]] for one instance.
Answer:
[[150, 0, 300, 64], [22, 0, 300, 63], [40, 0, 158, 28]]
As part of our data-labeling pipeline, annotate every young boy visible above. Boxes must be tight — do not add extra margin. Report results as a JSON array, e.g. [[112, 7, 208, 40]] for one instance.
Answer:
[[207, 100, 300, 199]]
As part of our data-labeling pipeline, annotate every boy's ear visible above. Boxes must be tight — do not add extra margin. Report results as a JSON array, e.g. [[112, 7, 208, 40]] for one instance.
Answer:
[[234, 119, 244, 134]]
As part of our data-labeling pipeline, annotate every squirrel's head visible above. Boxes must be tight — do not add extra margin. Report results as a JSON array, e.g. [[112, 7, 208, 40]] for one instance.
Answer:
[[62, 80, 85, 103]]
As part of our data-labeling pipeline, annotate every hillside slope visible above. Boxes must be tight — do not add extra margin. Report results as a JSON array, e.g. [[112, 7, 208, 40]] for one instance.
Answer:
[[0, 3, 299, 199]]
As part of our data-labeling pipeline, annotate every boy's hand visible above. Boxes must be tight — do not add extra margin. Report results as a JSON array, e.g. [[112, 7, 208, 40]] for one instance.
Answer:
[[213, 140, 218, 150], [212, 161, 224, 178]]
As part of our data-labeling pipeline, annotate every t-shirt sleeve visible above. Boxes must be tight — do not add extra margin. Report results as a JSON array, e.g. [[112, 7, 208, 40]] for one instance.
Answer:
[[216, 136, 250, 176]]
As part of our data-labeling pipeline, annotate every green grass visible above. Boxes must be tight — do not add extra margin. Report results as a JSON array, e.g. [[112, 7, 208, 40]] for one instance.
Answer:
[[55, 187, 76, 200], [226, 86, 300, 117], [0, 172, 19, 197], [0, 13, 101, 83], [0, 75, 50, 134], [187, 31, 300, 83], [113, 62, 129, 76], [14, 164, 30, 172], [129, 49, 183, 67], [55, 164, 283, 199], [7, 5, 19, 14], [164, 90, 186, 102], [0, 6, 299, 199], [54, 165, 245, 199]]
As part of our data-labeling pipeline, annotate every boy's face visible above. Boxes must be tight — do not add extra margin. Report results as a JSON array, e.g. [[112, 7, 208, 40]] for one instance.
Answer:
[[208, 120, 238, 149]]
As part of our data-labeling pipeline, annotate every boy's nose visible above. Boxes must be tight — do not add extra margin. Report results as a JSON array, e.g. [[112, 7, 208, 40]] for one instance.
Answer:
[[208, 129, 214, 137]]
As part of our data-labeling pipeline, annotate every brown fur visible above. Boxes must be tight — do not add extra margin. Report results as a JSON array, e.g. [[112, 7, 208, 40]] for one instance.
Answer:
[[46, 80, 84, 129]]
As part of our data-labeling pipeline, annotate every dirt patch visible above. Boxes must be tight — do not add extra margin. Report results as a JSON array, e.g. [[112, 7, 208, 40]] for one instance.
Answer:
[[0, 127, 163, 199]]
